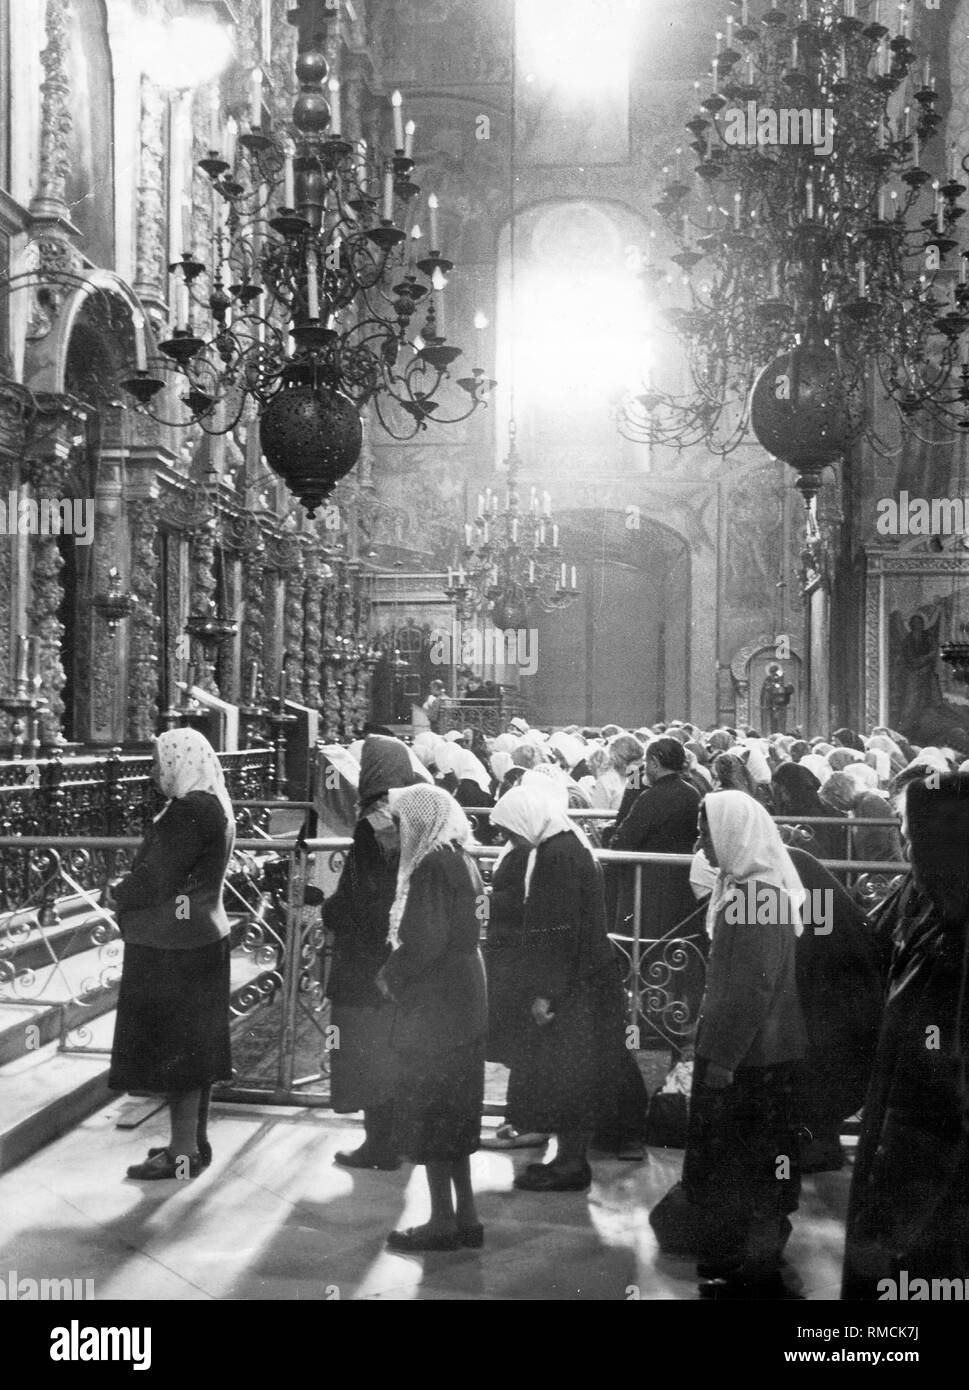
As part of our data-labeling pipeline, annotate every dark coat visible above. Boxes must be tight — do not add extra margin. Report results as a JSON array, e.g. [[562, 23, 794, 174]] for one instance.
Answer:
[[324, 818, 397, 1007], [607, 775, 703, 942], [842, 874, 969, 1298], [114, 791, 233, 950], [483, 842, 530, 1065], [697, 880, 807, 1072], [379, 845, 488, 1057]]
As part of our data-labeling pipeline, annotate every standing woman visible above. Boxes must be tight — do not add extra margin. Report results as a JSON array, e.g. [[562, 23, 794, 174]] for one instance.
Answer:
[[377, 785, 488, 1251], [324, 734, 422, 1170], [652, 791, 807, 1296], [489, 781, 635, 1189], [109, 729, 235, 1180]]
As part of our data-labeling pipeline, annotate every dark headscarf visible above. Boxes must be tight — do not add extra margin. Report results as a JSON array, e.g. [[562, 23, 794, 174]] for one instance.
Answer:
[[773, 761, 846, 863], [358, 734, 420, 813], [832, 727, 866, 753], [906, 772, 969, 926]]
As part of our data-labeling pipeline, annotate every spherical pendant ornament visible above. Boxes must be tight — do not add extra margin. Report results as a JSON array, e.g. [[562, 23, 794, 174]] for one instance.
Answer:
[[750, 342, 853, 499], [259, 383, 362, 516]]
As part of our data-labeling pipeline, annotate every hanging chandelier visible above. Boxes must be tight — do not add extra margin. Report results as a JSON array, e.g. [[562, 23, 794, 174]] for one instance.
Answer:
[[118, 0, 495, 513], [448, 422, 580, 629], [619, 0, 969, 495]]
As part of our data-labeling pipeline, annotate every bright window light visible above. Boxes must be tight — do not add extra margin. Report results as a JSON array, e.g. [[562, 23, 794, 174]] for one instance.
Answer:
[[135, 15, 235, 90], [517, 0, 633, 94]]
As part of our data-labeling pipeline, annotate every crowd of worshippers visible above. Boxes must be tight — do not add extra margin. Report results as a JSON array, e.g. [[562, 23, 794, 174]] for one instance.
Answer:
[[320, 718, 969, 1298]]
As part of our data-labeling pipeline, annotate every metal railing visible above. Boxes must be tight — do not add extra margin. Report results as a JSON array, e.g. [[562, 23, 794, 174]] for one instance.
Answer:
[[0, 828, 907, 1108]]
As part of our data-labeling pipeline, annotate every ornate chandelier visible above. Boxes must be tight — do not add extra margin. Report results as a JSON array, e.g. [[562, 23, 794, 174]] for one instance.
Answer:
[[619, 0, 967, 494], [120, 0, 495, 513], [448, 422, 580, 629]]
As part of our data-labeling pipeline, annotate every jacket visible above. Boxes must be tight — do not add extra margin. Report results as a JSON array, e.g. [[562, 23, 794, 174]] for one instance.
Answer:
[[324, 818, 397, 1006], [113, 791, 234, 950]]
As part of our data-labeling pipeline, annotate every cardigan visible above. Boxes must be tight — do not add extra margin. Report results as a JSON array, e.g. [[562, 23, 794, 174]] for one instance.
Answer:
[[113, 791, 234, 950]]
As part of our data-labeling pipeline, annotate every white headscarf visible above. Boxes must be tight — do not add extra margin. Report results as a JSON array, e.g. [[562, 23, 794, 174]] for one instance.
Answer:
[[492, 733, 517, 753], [439, 743, 492, 794], [732, 742, 772, 786], [703, 789, 805, 939], [548, 731, 586, 770], [843, 761, 879, 793], [491, 781, 594, 899], [346, 739, 364, 764], [800, 752, 831, 785], [386, 784, 472, 946], [490, 750, 514, 784], [153, 728, 235, 830], [412, 730, 447, 769]]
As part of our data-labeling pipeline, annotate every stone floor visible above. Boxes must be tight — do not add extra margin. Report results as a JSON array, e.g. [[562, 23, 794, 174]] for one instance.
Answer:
[[0, 1099, 853, 1301]]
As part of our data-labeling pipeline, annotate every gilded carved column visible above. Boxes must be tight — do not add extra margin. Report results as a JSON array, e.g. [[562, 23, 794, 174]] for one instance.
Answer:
[[126, 499, 161, 742], [28, 450, 71, 742], [284, 558, 306, 698], [134, 76, 168, 321], [302, 551, 324, 709], [189, 524, 218, 694], [242, 546, 266, 691], [321, 572, 341, 741], [32, 0, 72, 221]]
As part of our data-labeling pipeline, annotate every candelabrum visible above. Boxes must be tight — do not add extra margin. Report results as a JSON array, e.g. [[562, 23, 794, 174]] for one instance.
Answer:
[[454, 424, 580, 628], [619, 0, 969, 474], [115, 2, 496, 515], [93, 568, 137, 638]]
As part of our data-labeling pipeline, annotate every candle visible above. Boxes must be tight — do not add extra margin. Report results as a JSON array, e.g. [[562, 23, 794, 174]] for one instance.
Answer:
[[529, 560, 535, 584], [715, 31, 722, 55], [457, 566, 465, 585], [382, 167, 395, 221], [961, 255, 967, 287], [477, 492, 485, 516], [791, 36, 798, 69], [844, 0, 854, 18], [177, 279, 190, 328], [745, 54, 754, 86], [800, 0, 807, 18], [877, 120, 885, 151], [543, 491, 551, 516], [937, 189, 945, 235], [447, 566, 454, 588], [306, 247, 320, 319], [551, 524, 559, 547], [391, 89, 404, 149], [15, 634, 28, 685], [923, 61, 931, 90], [224, 116, 237, 168], [913, 131, 920, 166], [408, 222, 421, 268], [248, 661, 259, 703], [681, 211, 690, 241], [356, 138, 368, 190], [741, 0, 748, 23], [326, 77, 341, 137], [491, 493, 498, 515], [530, 487, 538, 513], [464, 523, 473, 545], [249, 67, 262, 128], [560, 563, 567, 586], [278, 662, 287, 706], [208, 93, 219, 152], [483, 521, 490, 543], [878, 188, 886, 221], [434, 285, 446, 338], [283, 147, 295, 208], [857, 257, 866, 297], [571, 567, 577, 590], [134, 317, 147, 371], [733, 191, 741, 230], [404, 119, 415, 160], [839, 44, 847, 80], [725, 17, 733, 47], [711, 57, 719, 90], [951, 280, 958, 312], [805, 177, 814, 220], [428, 193, 439, 249], [474, 309, 487, 359], [951, 144, 959, 182]]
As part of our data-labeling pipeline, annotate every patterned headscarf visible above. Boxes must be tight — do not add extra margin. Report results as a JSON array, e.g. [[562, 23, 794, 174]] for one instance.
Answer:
[[386, 784, 472, 946], [153, 728, 235, 829]]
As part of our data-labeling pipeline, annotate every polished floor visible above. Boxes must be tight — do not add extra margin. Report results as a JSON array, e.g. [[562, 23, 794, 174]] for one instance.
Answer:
[[0, 1100, 852, 1301]]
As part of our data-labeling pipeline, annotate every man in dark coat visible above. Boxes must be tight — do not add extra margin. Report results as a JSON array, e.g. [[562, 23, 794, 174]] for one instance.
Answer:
[[842, 772, 969, 1299]]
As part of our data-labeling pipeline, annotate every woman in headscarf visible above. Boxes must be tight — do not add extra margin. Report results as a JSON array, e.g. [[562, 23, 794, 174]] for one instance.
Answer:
[[827, 747, 862, 773], [832, 727, 866, 754], [489, 781, 638, 1187], [732, 743, 774, 811], [580, 744, 623, 811], [604, 733, 648, 834], [650, 791, 807, 1297], [712, 752, 758, 799], [772, 760, 847, 864], [548, 730, 591, 783], [376, 785, 487, 1251], [435, 742, 498, 843], [324, 735, 422, 1171], [842, 772, 969, 1298], [109, 730, 235, 1180], [832, 764, 905, 864]]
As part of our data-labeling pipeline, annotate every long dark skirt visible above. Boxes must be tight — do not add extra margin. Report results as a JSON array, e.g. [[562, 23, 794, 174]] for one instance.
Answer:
[[108, 938, 232, 1094], [679, 1059, 801, 1277], [394, 1037, 485, 1164], [505, 965, 627, 1134], [329, 1003, 398, 1113]]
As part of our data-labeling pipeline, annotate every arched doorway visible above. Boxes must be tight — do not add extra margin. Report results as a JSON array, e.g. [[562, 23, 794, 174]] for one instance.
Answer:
[[523, 510, 690, 726]]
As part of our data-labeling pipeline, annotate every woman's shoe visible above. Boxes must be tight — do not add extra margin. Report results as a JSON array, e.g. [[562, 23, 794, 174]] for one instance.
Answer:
[[334, 1145, 401, 1171], [479, 1125, 548, 1150], [148, 1140, 212, 1169], [386, 1226, 464, 1252], [127, 1148, 201, 1181], [513, 1163, 592, 1192], [458, 1223, 485, 1249]]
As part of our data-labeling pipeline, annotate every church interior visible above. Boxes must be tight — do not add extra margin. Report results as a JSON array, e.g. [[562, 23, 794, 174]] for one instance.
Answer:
[[1, 0, 968, 1323]]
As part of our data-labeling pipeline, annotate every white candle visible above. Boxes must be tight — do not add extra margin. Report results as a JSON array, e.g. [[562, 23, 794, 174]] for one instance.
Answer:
[[249, 67, 262, 128], [135, 318, 147, 371], [571, 567, 577, 589], [209, 94, 219, 151], [951, 144, 959, 182], [529, 560, 535, 584], [805, 178, 814, 220], [428, 193, 439, 248], [283, 148, 295, 208], [511, 518, 519, 542], [465, 523, 473, 545], [745, 53, 754, 86], [404, 119, 415, 159], [938, 194, 945, 235], [712, 57, 719, 89], [224, 116, 237, 168], [15, 634, 28, 684], [474, 310, 487, 359], [392, 89, 404, 149], [715, 31, 722, 55], [306, 247, 320, 319], [733, 191, 741, 230], [477, 492, 484, 516], [791, 36, 798, 69], [878, 189, 886, 221], [560, 563, 567, 586], [543, 491, 551, 516], [551, 524, 559, 546], [726, 17, 733, 46], [447, 566, 454, 588], [857, 258, 866, 297], [178, 280, 190, 328], [961, 255, 967, 287], [383, 167, 395, 221], [914, 131, 920, 166], [356, 139, 368, 190], [328, 78, 341, 137], [741, 0, 748, 23]]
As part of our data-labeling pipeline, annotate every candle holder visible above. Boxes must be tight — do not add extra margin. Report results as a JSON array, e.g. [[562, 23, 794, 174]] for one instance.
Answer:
[[266, 697, 297, 797]]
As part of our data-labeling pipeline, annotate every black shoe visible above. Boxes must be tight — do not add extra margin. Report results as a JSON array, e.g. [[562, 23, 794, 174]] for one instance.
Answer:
[[334, 1145, 401, 1172], [387, 1226, 463, 1252], [127, 1148, 202, 1181], [514, 1162, 592, 1192], [149, 1140, 212, 1169]]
